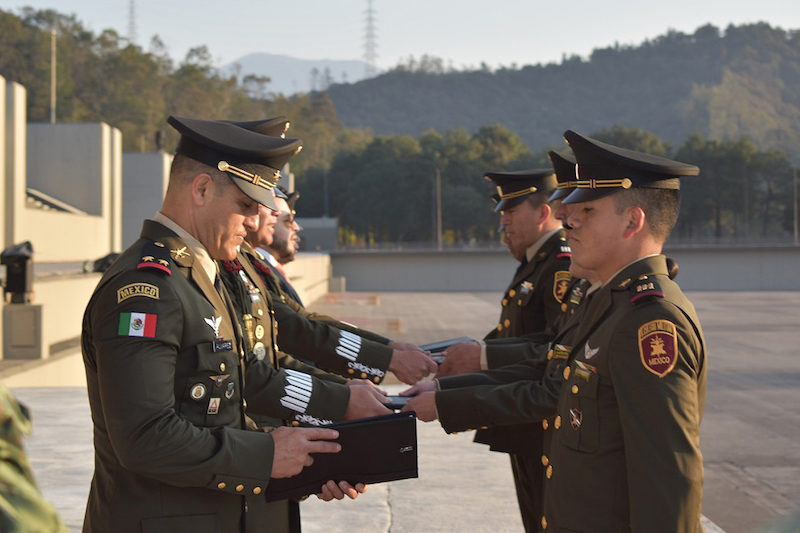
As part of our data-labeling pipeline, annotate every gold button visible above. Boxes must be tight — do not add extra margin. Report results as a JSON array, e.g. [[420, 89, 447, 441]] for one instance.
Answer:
[[253, 487, 262, 495], [502, 298, 508, 306], [243, 400, 247, 409], [360, 373, 367, 379], [347, 368, 355, 374], [257, 309, 264, 316], [547, 350, 553, 360], [546, 465, 553, 479], [219, 363, 226, 372], [236, 484, 244, 492], [480, 426, 488, 430], [373, 377, 380, 383], [554, 416, 561, 429], [504, 319, 510, 327], [541, 455, 549, 466], [292, 420, 300, 426], [561, 303, 568, 312], [497, 324, 503, 332], [563, 367, 570, 380], [542, 419, 549, 430], [509, 289, 516, 297], [542, 515, 548, 529], [154, 241, 164, 247], [517, 300, 522, 306], [217, 482, 226, 489], [572, 384, 579, 394]]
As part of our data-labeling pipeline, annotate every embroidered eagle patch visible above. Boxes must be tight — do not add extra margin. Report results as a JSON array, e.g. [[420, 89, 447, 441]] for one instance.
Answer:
[[638, 319, 678, 377]]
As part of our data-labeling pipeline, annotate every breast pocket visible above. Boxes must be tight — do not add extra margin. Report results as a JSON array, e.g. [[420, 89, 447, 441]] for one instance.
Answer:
[[179, 343, 241, 427], [558, 369, 599, 453]]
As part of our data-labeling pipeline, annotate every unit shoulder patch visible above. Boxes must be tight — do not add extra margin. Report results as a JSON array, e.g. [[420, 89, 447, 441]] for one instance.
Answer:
[[553, 271, 571, 303], [117, 282, 160, 304], [638, 319, 677, 377]]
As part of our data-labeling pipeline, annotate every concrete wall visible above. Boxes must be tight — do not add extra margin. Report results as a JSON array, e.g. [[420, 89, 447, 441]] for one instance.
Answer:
[[122, 151, 171, 248], [34, 273, 101, 355], [27, 123, 112, 216], [18, 208, 111, 263], [296, 217, 338, 252], [330, 246, 800, 292], [21, 123, 122, 261], [283, 252, 333, 304]]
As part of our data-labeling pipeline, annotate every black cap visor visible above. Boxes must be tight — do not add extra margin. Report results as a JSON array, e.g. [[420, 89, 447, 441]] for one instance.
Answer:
[[495, 194, 531, 213]]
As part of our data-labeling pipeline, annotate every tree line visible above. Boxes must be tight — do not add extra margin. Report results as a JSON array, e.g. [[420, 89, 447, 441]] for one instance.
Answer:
[[297, 124, 797, 246]]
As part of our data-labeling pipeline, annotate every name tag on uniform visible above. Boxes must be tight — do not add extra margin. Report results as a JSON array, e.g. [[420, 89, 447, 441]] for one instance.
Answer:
[[213, 340, 233, 352]]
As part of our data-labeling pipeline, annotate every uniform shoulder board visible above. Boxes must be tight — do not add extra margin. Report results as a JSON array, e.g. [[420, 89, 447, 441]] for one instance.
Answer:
[[556, 241, 572, 259], [137, 241, 172, 275], [630, 275, 664, 304]]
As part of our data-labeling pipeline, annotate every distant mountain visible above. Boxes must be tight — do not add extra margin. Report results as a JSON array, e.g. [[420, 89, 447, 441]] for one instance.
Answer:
[[221, 53, 373, 96], [325, 23, 800, 162]]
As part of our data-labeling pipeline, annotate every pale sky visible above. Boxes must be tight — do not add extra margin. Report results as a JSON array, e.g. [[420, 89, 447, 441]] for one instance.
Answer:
[[5, 0, 800, 71]]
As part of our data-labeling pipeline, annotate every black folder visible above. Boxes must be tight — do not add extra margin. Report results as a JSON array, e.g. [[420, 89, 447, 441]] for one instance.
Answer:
[[265, 411, 418, 502], [419, 336, 475, 363], [419, 337, 474, 353], [385, 395, 410, 410]]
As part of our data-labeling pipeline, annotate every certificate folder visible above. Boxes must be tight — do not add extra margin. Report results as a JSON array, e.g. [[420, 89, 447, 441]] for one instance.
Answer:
[[419, 337, 474, 353], [265, 411, 418, 502]]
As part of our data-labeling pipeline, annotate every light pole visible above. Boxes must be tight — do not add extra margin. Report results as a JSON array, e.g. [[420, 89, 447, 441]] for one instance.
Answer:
[[50, 29, 57, 123]]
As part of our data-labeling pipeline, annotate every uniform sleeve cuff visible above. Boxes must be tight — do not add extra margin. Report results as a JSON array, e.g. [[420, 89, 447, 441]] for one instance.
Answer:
[[479, 340, 488, 370]]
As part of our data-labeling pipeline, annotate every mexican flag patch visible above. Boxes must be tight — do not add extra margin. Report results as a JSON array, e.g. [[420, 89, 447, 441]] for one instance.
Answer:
[[118, 312, 157, 338]]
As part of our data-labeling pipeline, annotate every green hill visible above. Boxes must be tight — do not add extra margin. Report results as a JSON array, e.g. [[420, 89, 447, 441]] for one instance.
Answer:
[[326, 23, 800, 161]]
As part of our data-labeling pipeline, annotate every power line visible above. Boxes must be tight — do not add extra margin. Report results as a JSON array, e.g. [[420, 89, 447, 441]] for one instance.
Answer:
[[363, 0, 378, 77]]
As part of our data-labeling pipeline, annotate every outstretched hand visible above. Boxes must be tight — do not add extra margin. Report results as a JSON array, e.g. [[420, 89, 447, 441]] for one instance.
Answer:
[[316, 480, 368, 501]]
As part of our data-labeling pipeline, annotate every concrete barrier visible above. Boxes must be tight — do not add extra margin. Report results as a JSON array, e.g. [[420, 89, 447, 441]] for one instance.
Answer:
[[330, 245, 800, 292]]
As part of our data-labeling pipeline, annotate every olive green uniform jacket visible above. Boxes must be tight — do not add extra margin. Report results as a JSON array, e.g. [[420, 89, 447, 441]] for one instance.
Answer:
[[81, 221, 350, 533], [220, 252, 352, 533], [474, 230, 572, 454], [542, 255, 706, 533], [240, 243, 393, 383]]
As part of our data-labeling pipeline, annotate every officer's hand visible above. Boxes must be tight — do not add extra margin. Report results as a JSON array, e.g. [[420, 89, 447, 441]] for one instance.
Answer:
[[402, 391, 438, 422], [435, 342, 481, 378], [389, 340, 428, 353], [316, 480, 368, 501], [344, 383, 392, 420], [346, 378, 387, 396], [399, 380, 438, 397], [270, 427, 340, 478], [388, 349, 438, 385]]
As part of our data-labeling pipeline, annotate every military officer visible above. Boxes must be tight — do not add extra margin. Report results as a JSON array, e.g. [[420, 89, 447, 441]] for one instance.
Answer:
[[537, 130, 706, 533], [264, 186, 304, 306], [436, 167, 571, 375], [219, 186, 389, 533], [0, 382, 67, 532], [81, 117, 370, 533], [233, 118, 437, 386], [432, 166, 571, 532]]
